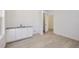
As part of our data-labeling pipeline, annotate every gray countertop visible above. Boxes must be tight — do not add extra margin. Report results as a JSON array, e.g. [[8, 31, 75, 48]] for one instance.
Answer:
[[6, 26, 32, 30]]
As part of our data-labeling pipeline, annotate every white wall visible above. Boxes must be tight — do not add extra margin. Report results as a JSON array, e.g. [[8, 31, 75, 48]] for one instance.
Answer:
[[47, 10, 54, 16], [54, 10, 79, 40], [0, 18, 2, 35], [0, 10, 3, 17], [0, 10, 5, 48], [0, 35, 5, 48], [5, 10, 16, 27], [5, 10, 43, 34]]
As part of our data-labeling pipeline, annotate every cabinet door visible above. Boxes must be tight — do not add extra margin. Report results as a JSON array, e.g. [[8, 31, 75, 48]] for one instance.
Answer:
[[27, 28, 33, 37], [15, 28, 33, 40], [15, 28, 27, 40], [20, 28, 27, 39], [21, 28, 33, 38], [6, 29, 16, 42], [15, 28, 22, 40]]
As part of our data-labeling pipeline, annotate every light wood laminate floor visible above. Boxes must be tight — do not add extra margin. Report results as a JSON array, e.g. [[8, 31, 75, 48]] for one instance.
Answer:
[[6, 32, 79, 48]]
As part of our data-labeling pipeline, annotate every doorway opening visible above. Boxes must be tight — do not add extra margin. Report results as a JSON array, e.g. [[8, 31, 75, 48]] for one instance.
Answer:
[[43, 12, 54, 34]]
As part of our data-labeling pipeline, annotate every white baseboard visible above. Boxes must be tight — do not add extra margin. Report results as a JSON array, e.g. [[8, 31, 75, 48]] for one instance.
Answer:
[[54, 32, 79, 41]]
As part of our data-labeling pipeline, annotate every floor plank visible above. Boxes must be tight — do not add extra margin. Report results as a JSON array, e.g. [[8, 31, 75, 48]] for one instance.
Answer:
[[6, 32, 79, 48]]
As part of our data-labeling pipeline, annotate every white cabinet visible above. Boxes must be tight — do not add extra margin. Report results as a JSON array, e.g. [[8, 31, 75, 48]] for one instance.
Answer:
[[15, 28, 28, 40], [6, 27, 33, 42], [6, 29, 16, 42], [27, 28, 33, 37], [15, 28, 33, 40], [15, 28, 22, 40]]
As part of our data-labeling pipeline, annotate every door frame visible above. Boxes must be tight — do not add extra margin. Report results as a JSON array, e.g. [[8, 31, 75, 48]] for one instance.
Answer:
[[43, 13, 45, 33], [43, 11, 54, 34], [43, 12, 49, 33]]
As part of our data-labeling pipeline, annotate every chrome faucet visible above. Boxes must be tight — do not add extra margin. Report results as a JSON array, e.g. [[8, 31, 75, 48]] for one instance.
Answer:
[[20, 24, 23, 27]]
